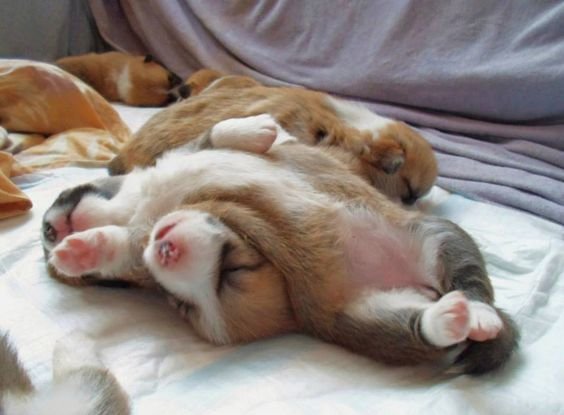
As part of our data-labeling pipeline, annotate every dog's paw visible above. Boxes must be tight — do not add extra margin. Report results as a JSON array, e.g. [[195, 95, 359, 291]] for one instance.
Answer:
[[421, 291, 471, 348], [49, 226, 128, 277], [211, 114, 277, 153], [42, 178, 125, 252], [468, 301, 503, 342]]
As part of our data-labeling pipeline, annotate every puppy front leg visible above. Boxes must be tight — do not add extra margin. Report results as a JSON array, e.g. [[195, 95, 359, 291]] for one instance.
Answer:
[[48, 225, 150, 286]]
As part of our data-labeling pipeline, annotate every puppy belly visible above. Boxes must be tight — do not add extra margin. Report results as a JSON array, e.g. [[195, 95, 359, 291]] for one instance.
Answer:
[[342, 213, 437, 297]]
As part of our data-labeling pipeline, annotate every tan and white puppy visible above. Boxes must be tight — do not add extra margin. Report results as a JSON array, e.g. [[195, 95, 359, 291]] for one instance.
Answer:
[[109, 70, 438, 205], [0, 331, 130, 415], [43, 115, 517, 375], [56, 52, 190, 106]]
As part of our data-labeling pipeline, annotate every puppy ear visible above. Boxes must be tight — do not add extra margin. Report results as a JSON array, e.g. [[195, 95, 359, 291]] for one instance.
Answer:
[[359, 134, 405, 174], [381, 153, 405, 174], [144, 54, 155, 63]]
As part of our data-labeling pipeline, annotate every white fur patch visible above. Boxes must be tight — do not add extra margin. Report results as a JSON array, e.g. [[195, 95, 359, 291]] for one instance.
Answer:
[[346, 288, 432, 322], [143, 210, 230, 344], [326, 96, 394, 133], [116, 64, 132, 102]]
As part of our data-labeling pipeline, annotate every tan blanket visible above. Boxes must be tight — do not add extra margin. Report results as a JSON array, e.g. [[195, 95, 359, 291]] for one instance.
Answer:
[[0, 60, 131, 219]]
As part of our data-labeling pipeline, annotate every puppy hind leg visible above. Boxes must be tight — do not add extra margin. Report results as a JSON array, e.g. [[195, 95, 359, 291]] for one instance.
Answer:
[[409, 216, 519, 374], [331, 289, 446, 366]]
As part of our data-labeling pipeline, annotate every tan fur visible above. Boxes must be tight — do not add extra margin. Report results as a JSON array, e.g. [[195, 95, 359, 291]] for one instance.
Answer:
[[56, 52, 174, 106], [109, 70, 438, 204], [44, 120, 516, 373]]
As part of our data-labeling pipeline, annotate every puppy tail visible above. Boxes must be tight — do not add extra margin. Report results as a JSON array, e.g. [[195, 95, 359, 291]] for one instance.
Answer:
[[451, 309, 519, 375]]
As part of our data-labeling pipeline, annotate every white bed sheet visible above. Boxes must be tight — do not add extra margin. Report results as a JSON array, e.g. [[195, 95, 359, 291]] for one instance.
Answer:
[[1, 106, 563, 415]]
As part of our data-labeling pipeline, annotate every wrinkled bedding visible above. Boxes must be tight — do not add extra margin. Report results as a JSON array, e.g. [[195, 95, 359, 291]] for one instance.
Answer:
[[0, 105, 563, 414], [0, 59, 131, 218], [89, 0, 564, 225]]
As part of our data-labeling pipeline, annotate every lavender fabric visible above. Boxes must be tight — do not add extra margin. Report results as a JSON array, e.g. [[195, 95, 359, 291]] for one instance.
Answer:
[[89, 0, 564, 225]]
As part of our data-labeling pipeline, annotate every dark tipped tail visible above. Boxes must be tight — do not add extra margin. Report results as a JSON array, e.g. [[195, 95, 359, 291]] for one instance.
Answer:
[[453, 309, 519, 375]]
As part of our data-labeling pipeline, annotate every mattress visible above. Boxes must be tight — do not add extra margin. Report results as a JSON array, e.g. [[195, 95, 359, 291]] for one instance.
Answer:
[[1, 105, 563, 414]]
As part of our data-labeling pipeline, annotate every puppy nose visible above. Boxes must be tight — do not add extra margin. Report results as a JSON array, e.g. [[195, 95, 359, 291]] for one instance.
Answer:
[[178, 84, 191, 99], [43, 221, 57, 243], [401, 195, 418, 205]]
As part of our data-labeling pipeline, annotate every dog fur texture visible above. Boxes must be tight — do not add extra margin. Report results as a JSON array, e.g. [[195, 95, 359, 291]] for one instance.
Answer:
[[0, 331, 130, 415], [109, 70, 437, 205], [56, 52, 189, 107], [42, 115, 518, 375]]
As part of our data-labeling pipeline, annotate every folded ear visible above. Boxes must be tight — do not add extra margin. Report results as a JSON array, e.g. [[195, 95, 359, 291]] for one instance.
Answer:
[[360, 136, 405, 175], [381, 153, 405, 174]]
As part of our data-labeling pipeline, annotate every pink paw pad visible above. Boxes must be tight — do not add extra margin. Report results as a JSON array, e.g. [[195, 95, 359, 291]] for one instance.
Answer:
[[422, 291, 471, 348], [50, 232, 106, 276], [468, 301, 503, 342]]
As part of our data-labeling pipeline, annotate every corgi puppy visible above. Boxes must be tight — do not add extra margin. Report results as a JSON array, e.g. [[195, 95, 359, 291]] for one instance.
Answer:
[[56, 52, 190, 106], [0, 331, 130, 415], [109, 70, 437, 205], [42, 115, 517, 375]]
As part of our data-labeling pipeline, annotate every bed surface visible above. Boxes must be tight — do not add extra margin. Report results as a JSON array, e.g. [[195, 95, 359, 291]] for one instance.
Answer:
[[1, 106, 563, 414]]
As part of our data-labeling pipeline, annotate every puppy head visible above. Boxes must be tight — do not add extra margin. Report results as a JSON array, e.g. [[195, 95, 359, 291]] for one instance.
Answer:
[[127, 56, 188, 106], [360, 122, 438, 205], [143, 208, 295, 344]]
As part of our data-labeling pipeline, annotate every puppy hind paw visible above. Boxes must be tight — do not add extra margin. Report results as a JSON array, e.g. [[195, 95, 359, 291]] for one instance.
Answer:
[[421, 291, 471, 348], [468, 301, 503, 342]]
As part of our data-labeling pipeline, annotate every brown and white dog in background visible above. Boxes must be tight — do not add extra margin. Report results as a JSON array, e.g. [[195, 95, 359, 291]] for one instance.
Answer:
[[0, 331, 130, 415], [109, 69, 438, 206], [56, 52, 190, 107], [42, 115, 518, 375]]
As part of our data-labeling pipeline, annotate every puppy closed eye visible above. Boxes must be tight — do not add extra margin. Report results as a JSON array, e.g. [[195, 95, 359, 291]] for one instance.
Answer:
[[216, 241, 263, 294]]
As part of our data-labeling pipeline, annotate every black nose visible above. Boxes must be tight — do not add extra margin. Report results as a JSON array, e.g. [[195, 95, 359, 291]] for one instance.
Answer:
[[43, 221, 57, 243], [178, 84, 191, 99], [168, 72, 183, 87], [401, 195, 418, 205]]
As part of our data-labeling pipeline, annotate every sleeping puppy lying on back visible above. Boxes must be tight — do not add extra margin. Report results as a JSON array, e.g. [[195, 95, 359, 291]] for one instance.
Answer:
[[56, 52, 190, 106], [0, 331, 129, 415], [42, 114, 518, 375], [110, 70, 438, 205]]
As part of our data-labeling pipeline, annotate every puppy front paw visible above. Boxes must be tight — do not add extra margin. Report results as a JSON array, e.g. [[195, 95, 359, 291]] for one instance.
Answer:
[[49, 226, 128, 277], [468, 301, 503, 342]]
